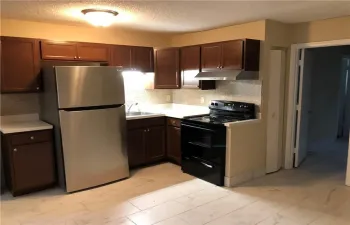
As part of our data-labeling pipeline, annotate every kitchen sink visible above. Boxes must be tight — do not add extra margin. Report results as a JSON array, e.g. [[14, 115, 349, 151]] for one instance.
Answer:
[[126, 112, 155, 116]]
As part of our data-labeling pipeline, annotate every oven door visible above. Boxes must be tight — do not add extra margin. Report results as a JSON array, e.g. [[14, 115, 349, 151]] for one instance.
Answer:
[[181, 121, 226, 186]]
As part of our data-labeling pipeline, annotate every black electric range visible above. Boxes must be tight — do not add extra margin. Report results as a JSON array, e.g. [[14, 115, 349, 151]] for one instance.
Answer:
[[181, 100, 256, 186]]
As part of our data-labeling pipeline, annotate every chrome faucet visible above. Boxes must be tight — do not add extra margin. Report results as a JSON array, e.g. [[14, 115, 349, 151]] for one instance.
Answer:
[[127, 102, 139, 113]]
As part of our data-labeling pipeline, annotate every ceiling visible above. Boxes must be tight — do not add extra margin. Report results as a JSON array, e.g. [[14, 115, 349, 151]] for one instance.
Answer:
[[1, 1, 350, 33]]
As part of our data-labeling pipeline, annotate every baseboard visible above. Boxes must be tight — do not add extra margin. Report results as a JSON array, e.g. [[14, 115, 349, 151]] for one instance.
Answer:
[[224, 168, 266, 187]]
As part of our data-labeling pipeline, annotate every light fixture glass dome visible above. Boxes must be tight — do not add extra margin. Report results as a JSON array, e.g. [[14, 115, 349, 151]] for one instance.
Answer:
[[82, 9, 118, 27]]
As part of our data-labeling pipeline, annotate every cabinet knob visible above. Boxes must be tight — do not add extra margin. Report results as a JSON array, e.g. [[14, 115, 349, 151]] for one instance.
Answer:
[[36, 87, 40, 90], [13, 148, 17, 152], [144, 129, 147, 132], [217, 66, 220, 69], [78, 56, 81, 59], [74, 56, 77, 59], [30, 136, 34, 140]]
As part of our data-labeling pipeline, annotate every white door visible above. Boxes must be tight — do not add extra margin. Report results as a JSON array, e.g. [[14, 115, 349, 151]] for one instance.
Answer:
[[266, 50, 285, 173], [294, 49, 313, 167]]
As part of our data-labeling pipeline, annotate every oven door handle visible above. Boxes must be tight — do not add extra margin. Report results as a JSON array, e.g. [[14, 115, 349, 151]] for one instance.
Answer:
[[181, 124, 216, 132], [192, 156, 214, 168], [200, 161, 213, 168]]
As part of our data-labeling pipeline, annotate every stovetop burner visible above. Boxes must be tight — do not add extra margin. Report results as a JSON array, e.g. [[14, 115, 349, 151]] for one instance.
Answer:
[[187, 115, 242, 124], [183, 100, 256, 125]]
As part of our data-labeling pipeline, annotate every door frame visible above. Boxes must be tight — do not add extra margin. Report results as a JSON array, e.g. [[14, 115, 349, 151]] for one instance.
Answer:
[[285, 39, 350, 170]]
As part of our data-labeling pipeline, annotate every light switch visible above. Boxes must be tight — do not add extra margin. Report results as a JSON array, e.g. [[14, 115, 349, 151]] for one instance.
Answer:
[[200, 97, 205, 104], [166, 95, 171, 102]]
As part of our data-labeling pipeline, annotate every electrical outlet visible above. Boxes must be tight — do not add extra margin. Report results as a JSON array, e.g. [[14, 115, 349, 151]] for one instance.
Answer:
[[200, 97, 205, 104], [166, 95, 171, 102]]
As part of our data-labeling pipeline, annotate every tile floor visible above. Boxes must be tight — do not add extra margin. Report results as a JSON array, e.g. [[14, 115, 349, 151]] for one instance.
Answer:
[[1, 139, 349, 225]]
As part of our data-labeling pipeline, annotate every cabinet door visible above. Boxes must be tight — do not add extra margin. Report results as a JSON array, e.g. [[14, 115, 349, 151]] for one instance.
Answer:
[[1, 37, 40, 93], [146, 126, 166, 162], [111, 45, 132, 70], [201, 43, 222, 72], [221, 40, 244, 70], [167, 126, 181, 164], [76, 43, 109, 62], [132, 47, 154, 72], [154, 48, 180, 89], [180, 46, 215, 90], [41, 41, 77, 60], [127, 129, 146, 167], [12, 142, 55, 193], [180, 46, 200, 88]]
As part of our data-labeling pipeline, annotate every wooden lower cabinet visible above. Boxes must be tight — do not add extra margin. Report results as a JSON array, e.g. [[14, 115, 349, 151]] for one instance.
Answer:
[[127, 129, 146, 167], [146, 126, 166, 162], [167, 126, 181, 164], [1, 130, 56, 196], [126, 118, 166, 168], [12, 142, 55, 193]]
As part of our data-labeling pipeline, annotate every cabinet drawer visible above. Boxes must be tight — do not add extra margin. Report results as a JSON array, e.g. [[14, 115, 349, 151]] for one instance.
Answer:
[[167, 118, 181, 127], [127, 117, 165, 130], [11, 130, 52, 146]]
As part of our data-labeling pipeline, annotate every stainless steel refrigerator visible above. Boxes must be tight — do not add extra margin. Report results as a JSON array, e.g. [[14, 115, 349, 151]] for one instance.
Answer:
[[40, 66, 129, 192]]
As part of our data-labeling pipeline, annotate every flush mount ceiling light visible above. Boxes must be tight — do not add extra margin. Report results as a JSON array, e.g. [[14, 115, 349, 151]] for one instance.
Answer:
[[81, 9, 118, 27]]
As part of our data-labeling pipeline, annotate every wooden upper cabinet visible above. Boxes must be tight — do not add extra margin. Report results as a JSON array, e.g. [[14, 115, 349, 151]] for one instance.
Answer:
[[1, 37, 41, 93], [154, 48, 180, 89], [41, 41, 77, 60], [41, 41, 110, 62], [181, 46, 200, 88], [111, 45, 132, 69], [201, 43, 222, 72], [243, 39, 261, 71], [76, 43, 109, 62], [132, 47, 154, 72], [221, 40, 244, 70], [201, 39, 260, 72], [180, 46, 215, 90]]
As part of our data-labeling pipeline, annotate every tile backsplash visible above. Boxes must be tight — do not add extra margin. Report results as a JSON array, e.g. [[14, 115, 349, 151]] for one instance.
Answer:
[[0, 93, 40, 116], [125, 89, 172, 105], [1, 80, 261, 116], [172, 80, 262, 106]]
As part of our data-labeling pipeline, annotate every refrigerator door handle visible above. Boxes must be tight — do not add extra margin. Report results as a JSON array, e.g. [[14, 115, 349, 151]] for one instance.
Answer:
[[60, 104, 124, 112]]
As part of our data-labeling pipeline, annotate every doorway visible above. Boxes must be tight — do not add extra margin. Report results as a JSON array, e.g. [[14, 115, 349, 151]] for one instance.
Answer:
[[285, 40, 350, 186]]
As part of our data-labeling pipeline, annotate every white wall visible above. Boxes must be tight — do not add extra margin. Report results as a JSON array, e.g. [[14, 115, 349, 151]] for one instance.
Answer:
[[308, 46, 350, 146], [172, 80, 262, 107]]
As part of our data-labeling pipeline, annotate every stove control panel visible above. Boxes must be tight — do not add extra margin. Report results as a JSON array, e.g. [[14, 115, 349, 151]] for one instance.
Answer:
[[209, 100, 255, 112]]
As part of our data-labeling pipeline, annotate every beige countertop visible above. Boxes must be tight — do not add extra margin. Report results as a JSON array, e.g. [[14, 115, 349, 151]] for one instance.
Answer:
[[126, 103, 209, 120], [0, 114, 53, 134]]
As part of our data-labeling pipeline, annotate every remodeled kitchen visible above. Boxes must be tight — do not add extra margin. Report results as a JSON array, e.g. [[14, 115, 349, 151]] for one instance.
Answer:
[[2, 2, 350, 225], [1, 33, 263, 196]]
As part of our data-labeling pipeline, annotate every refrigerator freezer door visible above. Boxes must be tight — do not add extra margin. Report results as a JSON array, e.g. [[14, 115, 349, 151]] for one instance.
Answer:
[[55, 66, 125, 109], [59, 106, 128, 192]]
